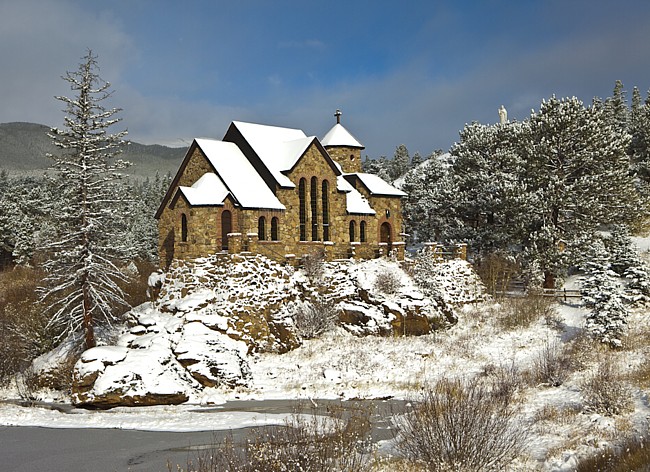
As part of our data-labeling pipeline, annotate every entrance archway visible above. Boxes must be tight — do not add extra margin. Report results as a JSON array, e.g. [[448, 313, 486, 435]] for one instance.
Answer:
[[380, 222, 392, 253], [221, 210, 232, 250]]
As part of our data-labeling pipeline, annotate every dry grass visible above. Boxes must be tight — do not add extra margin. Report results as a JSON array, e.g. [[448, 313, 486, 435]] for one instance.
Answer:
[[574, 434, 650, 472], [0, 266, 54, 385], [173, 403, 373, 472], [581, 360, 634, 416], [395, 377, 528, 472], [497, 293, 556, 330]]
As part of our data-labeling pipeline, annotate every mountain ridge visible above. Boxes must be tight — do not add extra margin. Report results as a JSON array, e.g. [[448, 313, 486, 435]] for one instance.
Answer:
[[0, 121, 185, 177]]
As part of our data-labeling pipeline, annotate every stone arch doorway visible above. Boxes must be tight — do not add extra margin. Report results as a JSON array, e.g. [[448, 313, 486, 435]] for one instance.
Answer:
[[380, 222, 392, 252], [221, 210, 232, 250]]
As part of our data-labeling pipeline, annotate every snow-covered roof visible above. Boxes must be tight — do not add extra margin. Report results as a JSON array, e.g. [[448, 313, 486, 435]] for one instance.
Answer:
[[336, 176, 375, 214], [346, 188, 376, 215], [179, 173, 230, 206], [348, 173, 407, 197], [321, 123, 364, 148], [192, 139, 285, 210], [230, 121, 311, 189]]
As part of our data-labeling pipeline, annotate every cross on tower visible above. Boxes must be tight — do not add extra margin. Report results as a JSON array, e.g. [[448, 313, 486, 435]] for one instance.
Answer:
[[335, 109, 342, 124]]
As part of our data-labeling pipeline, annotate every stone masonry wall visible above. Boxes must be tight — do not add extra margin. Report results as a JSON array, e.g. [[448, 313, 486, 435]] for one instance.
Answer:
[[325, 146, 362, 174]]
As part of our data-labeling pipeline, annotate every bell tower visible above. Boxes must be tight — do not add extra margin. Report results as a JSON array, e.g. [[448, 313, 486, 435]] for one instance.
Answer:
[[321, 109, 364, 174]]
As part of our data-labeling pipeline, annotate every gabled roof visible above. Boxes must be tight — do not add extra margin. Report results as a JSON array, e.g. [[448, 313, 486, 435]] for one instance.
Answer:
[[321, 123, 364, 149], [196, 138, 285, 210], [178, 172, 230, 206], [336, 175, 376, 215], [228, 121, 341, 189], [156, 138, 285, 218], [344, 172, 407, 197]]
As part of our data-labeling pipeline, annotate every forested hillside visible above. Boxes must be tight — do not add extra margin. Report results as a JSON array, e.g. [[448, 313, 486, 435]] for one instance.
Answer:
[[0, 122, 184, 176]]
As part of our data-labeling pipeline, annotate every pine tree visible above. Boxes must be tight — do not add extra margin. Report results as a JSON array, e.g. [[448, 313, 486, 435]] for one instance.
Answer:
[[522, 96, 641, 287], [39, 51, 131, 350], [389, 144, 411, 181], [580, 240, 629, 348], [604, 80, 628, 133]]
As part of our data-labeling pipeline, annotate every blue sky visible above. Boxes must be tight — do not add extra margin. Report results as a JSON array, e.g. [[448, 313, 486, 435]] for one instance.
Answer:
[[1, 0, 650, 158]]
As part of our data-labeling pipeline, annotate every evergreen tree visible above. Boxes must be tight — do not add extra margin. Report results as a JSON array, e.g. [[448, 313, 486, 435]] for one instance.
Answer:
[[604, 80, 628, 133], [410, 151, 423, 168], [521, 96, 641, 286], [39, 51, 131, 350], [389, 144, 410, 181], [580, 240, 628, 348], [401, 154, 457, 243]]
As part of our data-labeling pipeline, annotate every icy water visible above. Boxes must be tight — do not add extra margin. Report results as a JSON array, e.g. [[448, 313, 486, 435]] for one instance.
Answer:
[[1, 399, 402, 471]]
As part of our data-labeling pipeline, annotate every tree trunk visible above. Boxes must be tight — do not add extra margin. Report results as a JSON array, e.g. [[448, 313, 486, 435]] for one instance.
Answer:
[[543, 271, 555, 289], [82, 281, 95, 350]]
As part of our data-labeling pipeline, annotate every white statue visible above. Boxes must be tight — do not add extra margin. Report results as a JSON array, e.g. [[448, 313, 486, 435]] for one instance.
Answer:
[[498, 105, 508, 124]]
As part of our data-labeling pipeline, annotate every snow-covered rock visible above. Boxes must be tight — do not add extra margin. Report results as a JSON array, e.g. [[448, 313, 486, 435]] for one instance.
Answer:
[[72, 254, 477, 408]]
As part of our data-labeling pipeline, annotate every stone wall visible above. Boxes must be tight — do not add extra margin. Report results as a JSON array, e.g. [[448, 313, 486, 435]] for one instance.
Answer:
[[325, 145, 362, 174], [159, 141, 407, 267]]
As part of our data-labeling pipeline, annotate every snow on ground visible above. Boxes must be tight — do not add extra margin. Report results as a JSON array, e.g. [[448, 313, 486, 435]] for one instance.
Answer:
[[0, 401, 302, 432], [2, 255, 650, 470]]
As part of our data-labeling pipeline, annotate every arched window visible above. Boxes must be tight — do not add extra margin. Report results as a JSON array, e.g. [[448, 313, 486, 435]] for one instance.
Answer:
[[310, 176, 318, 241], [258, 216, 266, 241], [322, 180, 330, 241], [299, 178, 307, 241], [349, 220, 356, 242], [181, 213, 188, 242], [360, 220, 366, 242], [271, 217, 279, 241]]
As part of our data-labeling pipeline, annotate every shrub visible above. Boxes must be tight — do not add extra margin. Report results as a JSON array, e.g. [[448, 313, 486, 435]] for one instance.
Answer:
[[373, 269, 402, 295], [294, 297, 338, 339], [0, 266, 55, 385], [475, 251, 519, 297], [396, 377, 527, 472], [176, 403, 373, 472], [575, 434, 650, 472], [531, 339, 572, 387], [581, 360, 634, 416], [497, 293, 556, 330], [301, 250, 325, 281]]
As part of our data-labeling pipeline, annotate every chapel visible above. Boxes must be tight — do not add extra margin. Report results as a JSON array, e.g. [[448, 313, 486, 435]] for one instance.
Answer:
[[155, 112, 407, 268]]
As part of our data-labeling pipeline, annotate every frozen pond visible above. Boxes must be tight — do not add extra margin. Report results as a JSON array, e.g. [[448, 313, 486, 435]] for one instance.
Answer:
[[0, 399, 403, 471]]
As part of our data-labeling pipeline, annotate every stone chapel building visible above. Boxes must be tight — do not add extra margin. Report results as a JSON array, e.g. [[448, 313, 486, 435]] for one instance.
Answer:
[[156, 112, 407, 268]]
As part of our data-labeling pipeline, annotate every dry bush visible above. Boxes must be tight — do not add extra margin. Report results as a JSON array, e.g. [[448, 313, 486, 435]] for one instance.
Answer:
[[118, 259, 159, 308], [530, 339, 573, 387], [396, 377, 527, 472], [0, 266, 55, 385], [301, 250, 325, 281], [294, 297, 339, 339], [175, 403, 373, 472], [373, 270, 402, 295], [475, 252, 519, 297], [497, 293, 556, 330], [581, 360, 634, 416], [575, 434, 650, 472], [481, 360, 523, 406]]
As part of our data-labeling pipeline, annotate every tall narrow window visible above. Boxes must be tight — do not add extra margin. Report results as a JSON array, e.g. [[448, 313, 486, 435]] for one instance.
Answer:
[[360, 220, 366, 242], [258, 216, 266, 241], [181, 213, 188, 242], [299, 178, 307, 241], [349, 220, 356, 242], [310, 176, 318, 241], [221, 210, 232, 250], [322, 180, 330, 241], [271, 217, 279, 241]]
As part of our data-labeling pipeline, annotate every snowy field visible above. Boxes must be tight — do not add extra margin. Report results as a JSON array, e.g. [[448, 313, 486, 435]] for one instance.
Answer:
[[2, 254, 650, 470]]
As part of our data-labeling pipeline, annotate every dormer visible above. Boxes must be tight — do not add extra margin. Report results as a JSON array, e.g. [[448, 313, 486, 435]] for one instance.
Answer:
[[321, 109, 364, 174]]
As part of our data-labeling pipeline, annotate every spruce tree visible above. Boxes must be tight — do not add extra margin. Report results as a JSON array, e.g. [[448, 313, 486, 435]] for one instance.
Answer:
[[39, 51, 131, 350]]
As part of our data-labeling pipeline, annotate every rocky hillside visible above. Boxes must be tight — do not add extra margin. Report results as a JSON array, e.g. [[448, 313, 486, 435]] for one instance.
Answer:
[[70, 254, 483, 408]]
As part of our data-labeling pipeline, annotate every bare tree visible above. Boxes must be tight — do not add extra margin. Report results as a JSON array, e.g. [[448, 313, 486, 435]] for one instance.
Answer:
[[40, 50, 131, 350]]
